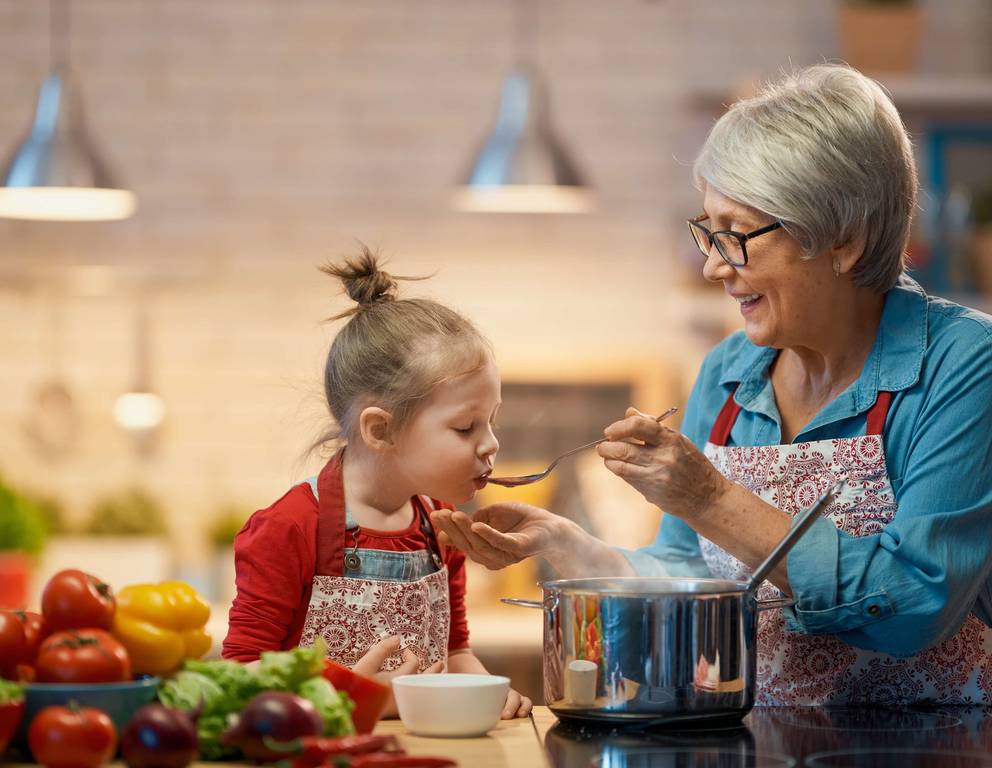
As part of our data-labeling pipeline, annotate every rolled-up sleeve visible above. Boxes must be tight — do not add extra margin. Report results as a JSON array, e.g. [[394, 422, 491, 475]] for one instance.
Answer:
[[785, 329, 992, 656]]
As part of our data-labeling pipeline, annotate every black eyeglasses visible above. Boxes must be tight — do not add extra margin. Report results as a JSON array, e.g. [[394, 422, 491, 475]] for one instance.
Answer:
[[687, 214, 783, 267]]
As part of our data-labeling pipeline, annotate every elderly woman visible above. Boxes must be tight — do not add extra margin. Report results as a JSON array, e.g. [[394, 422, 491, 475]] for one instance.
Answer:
[[433, 64, 992, 706]]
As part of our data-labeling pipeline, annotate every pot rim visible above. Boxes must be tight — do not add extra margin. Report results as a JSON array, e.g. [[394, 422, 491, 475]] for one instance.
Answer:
[[542, 575, 751, 597]]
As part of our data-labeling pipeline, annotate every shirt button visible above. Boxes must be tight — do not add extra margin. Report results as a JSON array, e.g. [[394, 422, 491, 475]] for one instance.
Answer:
[[867, 604, 881, 617]]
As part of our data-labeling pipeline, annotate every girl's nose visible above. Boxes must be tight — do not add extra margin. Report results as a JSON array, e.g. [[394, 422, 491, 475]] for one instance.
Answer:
[[480, 427, 499, 457]]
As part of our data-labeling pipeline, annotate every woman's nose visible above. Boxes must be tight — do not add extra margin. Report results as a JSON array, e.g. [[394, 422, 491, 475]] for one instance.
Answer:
[[701, 246, 735, 283]]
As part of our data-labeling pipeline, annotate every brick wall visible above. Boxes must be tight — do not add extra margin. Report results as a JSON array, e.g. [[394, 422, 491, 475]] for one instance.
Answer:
[[0, 0, 988, 578]]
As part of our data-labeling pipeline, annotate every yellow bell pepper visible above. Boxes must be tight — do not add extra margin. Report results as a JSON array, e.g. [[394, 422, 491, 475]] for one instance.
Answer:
[[111, 580, 212, 676]]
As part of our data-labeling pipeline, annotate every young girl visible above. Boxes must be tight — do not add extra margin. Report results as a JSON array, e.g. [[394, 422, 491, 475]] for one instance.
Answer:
[[222, 247, 531, 719]]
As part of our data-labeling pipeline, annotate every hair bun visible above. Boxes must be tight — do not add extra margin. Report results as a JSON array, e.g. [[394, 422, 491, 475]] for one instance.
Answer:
[[321, 245, 398, 312]]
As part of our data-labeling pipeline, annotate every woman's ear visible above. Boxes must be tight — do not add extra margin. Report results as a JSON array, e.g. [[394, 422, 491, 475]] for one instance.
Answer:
[[831, 230, 868, 277], [358, 406, 394, 451]]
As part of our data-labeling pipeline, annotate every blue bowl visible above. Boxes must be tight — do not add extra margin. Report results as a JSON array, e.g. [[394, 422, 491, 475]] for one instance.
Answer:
[[18, 677, 160, 738]]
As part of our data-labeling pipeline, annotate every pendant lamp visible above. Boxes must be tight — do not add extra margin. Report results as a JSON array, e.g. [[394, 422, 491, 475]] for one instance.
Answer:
[[0, 0, 136, 222], [453, 0, 593, 214]]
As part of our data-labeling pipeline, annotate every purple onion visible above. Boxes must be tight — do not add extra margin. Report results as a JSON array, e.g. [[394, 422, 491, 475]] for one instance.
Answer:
[[222, 692, 323, 762], [121, 703, 199, 768]]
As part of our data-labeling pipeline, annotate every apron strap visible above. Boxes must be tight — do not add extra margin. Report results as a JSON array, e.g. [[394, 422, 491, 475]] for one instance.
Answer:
[[708, 386, 894, 446], [315, 450, 349, 576], [865, 390, 893, 436], [708, 386, 743, 446], [413, 496, 445, 570]]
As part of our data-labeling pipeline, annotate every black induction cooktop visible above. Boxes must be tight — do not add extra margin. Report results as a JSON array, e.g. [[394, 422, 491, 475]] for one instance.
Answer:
[[543, 707, 992, 767]]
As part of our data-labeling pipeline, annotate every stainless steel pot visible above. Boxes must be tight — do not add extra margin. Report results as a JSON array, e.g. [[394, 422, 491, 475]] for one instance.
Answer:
[[505, 486, 839, 725], [507, 575, 793, 725]]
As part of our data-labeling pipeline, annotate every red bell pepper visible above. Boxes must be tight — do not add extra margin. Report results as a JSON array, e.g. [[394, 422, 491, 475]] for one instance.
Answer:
[[0, 698, 25, 757], [322, 659, 391, 734], [0, 679, 24, 754]]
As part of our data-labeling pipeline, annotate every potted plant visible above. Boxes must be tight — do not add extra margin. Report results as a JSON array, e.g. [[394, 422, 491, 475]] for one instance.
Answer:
[[37, 487, 172, 598], [838, 0, 923, 76], [0, 477, 48, 609], [207, 504, 250, 607], [83, 488, 168, 536]]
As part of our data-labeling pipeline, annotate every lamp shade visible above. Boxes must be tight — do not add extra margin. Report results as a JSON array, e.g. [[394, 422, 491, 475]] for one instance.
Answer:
[[454, 67, 593, 214], [113, 391, 165, 431], [0, 72, 136, 221]]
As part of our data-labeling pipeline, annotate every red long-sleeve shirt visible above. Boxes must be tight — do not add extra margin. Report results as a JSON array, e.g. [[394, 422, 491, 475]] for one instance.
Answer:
[[222, 482, 470, 662]]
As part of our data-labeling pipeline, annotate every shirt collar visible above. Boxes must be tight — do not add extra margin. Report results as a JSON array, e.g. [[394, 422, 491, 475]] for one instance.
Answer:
[[718, 273, 929, 412]]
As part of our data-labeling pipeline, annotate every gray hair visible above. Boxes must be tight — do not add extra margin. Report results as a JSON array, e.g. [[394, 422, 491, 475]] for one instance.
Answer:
[[693, 64, 918, 292]]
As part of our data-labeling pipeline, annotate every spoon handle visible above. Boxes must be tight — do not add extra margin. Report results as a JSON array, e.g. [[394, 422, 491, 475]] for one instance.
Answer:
[[549, 407, 680, 466]]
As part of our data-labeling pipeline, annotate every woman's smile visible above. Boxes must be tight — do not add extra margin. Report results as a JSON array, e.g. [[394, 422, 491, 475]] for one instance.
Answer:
[[732, 292, 764, 315]]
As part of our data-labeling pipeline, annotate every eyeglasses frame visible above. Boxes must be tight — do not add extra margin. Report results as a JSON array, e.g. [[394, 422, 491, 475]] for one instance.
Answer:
[[687, 214, 783, 267]]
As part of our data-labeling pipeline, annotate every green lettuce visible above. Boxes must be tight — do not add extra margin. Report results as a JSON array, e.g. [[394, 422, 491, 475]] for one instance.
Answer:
[[298, 676, 355, 737], [184, 659, 264, 706], [157, 670, 226, 713], [0, 678, 23, 705], [256, 642, 325, 691], [194, 714, 238, 761], [156, 639, 354, 760]]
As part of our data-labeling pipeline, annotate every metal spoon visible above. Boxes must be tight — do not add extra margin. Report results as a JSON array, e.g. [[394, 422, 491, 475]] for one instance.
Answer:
[[486, 406, 679, 488]]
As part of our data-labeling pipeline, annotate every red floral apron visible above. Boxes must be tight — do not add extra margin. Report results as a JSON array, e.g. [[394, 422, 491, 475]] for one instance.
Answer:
[[700, 388, 992, 705], [297, 458, 450, 672]]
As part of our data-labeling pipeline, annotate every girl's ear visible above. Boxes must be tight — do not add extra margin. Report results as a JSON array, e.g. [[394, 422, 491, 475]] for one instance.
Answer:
[[358, 406, 394, 451]]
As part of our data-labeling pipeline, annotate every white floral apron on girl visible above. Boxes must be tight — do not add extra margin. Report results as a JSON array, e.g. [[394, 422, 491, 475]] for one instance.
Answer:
[[699, 387, 992, 705], [297, 458, 450, 671]]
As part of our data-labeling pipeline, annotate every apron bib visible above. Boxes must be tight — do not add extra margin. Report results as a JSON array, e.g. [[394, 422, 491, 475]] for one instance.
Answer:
[[297, 460, 450, 671], [700, 388, 992, 705]]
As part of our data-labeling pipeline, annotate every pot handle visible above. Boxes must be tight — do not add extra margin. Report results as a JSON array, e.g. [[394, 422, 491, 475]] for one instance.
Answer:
[[756, 596, 795, 611], [500, 598, 543, 609], [746, 481, 843, 594]]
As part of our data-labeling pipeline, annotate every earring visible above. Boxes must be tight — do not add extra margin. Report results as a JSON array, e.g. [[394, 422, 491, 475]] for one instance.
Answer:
[[833, 259, 841, 278]]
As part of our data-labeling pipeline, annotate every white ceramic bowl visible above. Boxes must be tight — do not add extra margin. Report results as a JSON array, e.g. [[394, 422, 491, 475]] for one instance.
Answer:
[[392, 673, 510, 737]]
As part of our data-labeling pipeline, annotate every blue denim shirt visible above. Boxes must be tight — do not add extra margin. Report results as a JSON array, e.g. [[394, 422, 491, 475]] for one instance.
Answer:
[[622, 275, 992, 658]]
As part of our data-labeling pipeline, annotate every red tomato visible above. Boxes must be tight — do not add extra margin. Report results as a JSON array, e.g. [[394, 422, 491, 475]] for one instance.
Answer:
[[28, 704, 117, 768], [0, 612, 26, 679], [41, 569, 115, 632], [35, 629, 131, 684], [13, 610, 47, 660], [323, 658, 390, 734]]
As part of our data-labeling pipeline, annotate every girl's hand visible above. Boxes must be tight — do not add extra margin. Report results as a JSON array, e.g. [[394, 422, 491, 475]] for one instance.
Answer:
[[597, 407, 731, 523], [431, 504, 561, 570], [352, 635, 445, 718], [501, 687, 533, 719]]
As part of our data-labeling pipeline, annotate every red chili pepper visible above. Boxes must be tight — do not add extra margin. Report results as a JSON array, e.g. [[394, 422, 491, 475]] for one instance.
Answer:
[[266, 734, 400, 768], [346, 756, 457, 768]]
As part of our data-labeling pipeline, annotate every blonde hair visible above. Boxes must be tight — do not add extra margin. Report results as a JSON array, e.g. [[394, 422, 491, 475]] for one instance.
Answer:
[[317, 245, 490, 445], [693, 64, 918, 292]]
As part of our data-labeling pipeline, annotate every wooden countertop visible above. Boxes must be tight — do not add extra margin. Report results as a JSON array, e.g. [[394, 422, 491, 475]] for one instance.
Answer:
[[9, 708, 555, 768]]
